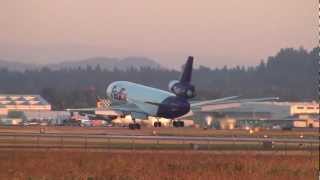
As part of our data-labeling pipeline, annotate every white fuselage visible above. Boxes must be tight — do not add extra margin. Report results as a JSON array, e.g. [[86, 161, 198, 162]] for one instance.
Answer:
[[106, 81, 176, 117]]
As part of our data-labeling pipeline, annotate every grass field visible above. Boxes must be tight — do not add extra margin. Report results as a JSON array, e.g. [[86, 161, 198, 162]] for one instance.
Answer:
[[0, 150, 318, 180]]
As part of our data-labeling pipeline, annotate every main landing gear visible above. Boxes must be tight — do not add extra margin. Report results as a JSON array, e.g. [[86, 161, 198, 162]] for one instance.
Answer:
[[129, 123, 140, 130], [128, 117, 141, 130], [154, 121, 162, 127], [173, 120, 184, 128]]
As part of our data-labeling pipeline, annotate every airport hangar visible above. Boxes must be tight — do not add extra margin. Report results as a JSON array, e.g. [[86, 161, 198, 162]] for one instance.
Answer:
[[195, 101, 319, 129], [0, 94, 69, 125]]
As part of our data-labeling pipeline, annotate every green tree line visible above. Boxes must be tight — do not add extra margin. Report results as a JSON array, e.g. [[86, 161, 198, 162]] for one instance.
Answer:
[[0, 47, 317, 110]]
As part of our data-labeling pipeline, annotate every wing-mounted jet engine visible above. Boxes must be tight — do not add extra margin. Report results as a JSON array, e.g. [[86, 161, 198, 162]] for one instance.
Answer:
[[168, 56, 196, 99]]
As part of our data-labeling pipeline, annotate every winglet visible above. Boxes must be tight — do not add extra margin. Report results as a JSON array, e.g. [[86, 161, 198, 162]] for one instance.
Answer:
[[180, 56, 193, 83]]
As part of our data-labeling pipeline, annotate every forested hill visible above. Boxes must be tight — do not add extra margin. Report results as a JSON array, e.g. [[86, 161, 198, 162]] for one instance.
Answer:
[[0, 56, 161, 71], [0, 47, 317, 110]]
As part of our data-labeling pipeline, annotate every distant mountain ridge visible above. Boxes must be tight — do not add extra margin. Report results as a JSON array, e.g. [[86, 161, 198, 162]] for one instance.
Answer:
[[0, 57, 162, 71], [0, 60, 39, 71]]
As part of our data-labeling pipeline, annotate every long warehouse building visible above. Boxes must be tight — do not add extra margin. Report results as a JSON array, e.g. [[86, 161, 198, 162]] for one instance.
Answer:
[[0, 94, 51, 114]]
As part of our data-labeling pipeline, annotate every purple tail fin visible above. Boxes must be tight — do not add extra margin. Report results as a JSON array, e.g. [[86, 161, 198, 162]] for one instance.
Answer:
[[180, 56, 193, 83]]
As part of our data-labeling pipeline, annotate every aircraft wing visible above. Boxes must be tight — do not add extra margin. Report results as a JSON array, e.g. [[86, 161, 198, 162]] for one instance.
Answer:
[[66, 108, 96, 112], [67, 104, 148, 116], [190, 97, 279, 110], [177, 96, 279, 119], [214, 97, 280, 105], [108, 106, 147, 115], [190, 96, 239, 108]]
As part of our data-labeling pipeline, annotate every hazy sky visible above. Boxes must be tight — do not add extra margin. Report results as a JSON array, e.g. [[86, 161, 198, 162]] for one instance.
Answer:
[[0, 0, 317, 68]]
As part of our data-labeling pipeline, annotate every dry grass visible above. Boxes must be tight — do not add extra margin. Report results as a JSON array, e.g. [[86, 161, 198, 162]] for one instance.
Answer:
[[0, 150, 318, 180]]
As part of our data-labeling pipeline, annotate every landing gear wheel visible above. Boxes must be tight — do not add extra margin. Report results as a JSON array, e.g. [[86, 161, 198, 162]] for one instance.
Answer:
[[154, 122, 162, 128], [173, 121, 184, 128], [129, 123, 141, 130], [135, 123, 141, 129]]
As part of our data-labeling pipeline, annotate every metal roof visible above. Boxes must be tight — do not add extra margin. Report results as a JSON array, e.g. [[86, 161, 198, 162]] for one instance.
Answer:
[[0, 94, 50, 106]]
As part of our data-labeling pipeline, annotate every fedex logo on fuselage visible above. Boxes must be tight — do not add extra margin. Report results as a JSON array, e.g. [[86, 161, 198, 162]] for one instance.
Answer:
[[111, 85, 127, 102]]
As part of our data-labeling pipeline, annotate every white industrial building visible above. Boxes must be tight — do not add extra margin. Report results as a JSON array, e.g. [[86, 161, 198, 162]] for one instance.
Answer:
[[0, 105, 8, 116], [207, 101, 319, 119], [0, 94, 55, 125], [23, 111, 70, 125], [0, 94, 51, 113], [197, 101, 319, 129]]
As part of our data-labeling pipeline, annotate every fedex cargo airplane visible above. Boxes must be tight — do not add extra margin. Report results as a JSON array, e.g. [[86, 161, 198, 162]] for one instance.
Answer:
[[68, 56, 278, 129]]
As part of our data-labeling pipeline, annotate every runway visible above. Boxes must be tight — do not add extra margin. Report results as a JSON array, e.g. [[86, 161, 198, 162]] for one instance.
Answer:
[[0, 131, 317, 153], [0, 132, 318, 143], [0, 126, 318, 151]]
